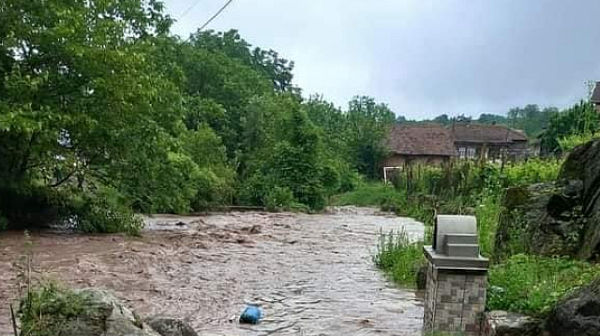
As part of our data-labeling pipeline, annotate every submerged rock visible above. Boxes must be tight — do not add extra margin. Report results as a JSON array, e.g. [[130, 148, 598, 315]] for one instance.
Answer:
[[47, 288, 162, 336], [144, 316, 199, 336], [545, 278, 600, 336], [482, 310, 541, 336]]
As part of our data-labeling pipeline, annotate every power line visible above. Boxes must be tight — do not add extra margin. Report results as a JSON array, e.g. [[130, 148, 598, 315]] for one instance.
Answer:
[[179, 0, 203, 20], [198, 0, 235, 31]]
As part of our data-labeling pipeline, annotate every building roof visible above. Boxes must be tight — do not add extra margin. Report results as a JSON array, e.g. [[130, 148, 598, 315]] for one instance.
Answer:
[[451, 123, 528, 143], [591, 82, 600, 103], [387, 124, 457, 156]]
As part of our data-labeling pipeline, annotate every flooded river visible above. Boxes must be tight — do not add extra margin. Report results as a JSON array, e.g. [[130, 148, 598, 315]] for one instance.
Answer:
[[0, 207, 425, 335]]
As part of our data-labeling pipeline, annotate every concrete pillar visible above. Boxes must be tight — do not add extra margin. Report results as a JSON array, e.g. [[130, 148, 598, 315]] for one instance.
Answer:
[[422, 215, 489, 336]]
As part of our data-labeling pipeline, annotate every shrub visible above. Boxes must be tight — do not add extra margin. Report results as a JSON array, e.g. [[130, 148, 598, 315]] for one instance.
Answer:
[[374, 229, 425, 287], [503, 159, 561, 186], [339, 168, 361, 193], [475, 194, 502, 257], [237, 174, 271, 207], [487, 254, 600, 316], [558, 132, 599, 152], [264, 186, 296, 212], [19, 282, 94, 336], [73, 188, 143, 235], [0, 186, 72, 229], [330, 182, 398, 207]]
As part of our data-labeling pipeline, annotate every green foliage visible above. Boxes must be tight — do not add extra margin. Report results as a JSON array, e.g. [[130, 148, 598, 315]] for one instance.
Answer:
[[506, 104, 557, 137], [540, 100, 600, 154], [346, 96, 395, 178], [73, 189, 144, 235], [264, 186, 296, 212], [397, 104, 557, 138], [558, 131, 600, 152], [0, 186, 73, 229], [475, 194, 502, 257], [330, 182, 396, 207], [503, 159, 562, 186], [0, 0, 395, 218], [336, 159, 560, 224], [374, 229, 425, 287], [360, 157, 577, 317], [19, 282, 94, 336], [487, 254, 600, 316]]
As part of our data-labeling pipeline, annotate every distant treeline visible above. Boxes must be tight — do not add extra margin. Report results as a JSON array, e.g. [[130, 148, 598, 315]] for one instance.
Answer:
[[397, 102, 599, 154], [397, 104, 558, 138]]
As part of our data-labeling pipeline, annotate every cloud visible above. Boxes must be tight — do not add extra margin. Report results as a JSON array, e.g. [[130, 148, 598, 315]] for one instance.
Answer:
[[165, 0, 600, 119]]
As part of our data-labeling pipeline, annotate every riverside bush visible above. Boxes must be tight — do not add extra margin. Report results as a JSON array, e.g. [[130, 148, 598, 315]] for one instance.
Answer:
[[264, 186, 296, 212], [487, 254, 600, 316], [374, 229, 425, 287], [19, 282, 94, 336]]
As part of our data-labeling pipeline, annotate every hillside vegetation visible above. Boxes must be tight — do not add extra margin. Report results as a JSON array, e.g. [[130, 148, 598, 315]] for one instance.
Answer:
[[0, 0, 396, 232], [1, 0, 598, 239]]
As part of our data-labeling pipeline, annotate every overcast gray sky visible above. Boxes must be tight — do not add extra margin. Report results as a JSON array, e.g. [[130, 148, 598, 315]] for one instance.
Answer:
[[164, 0, 600, 120]]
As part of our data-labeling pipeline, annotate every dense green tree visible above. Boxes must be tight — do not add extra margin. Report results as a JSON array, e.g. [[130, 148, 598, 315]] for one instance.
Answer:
[[190, 30, 297, 93], [433, 114, 451, 125], [0, 0, 233, 228], [540, 101, 599, 154], [346, 96, 396, 178], [478, 113, 508, 125], [507, 104, 556, 137], [0, 0, 411, 226], [0, 0, 178, 189]]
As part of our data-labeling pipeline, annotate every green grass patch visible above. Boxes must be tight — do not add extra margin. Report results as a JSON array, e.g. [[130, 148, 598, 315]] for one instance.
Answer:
[[474, 194, 502, 257], [374, 229, 425, 287], [487, 254, 600, 317], [330, 181, 400, 207], [19, 282, 96, 336]]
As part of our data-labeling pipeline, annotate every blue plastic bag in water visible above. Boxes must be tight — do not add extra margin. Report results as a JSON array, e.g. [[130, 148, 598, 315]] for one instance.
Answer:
[[239, 305, 262, 324]]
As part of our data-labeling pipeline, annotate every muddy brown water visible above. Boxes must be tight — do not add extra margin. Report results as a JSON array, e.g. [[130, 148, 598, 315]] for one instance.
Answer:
[[0, 207, 425, 335]]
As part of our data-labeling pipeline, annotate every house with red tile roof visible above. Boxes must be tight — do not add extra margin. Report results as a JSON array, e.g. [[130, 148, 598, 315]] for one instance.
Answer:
[[384, 123, 529, 168]]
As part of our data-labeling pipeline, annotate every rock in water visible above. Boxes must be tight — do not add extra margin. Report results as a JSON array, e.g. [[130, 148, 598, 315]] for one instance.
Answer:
[[57, 288, 162, 336], [145, 316, 199, 336], [239, 305, 262, 324], [482, 310, 541, 336], [545, 277, 600, 336], [20, 287, 202, 336]]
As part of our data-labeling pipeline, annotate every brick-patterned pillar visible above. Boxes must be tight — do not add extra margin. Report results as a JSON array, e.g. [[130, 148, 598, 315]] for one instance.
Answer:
[[423, 263, 487, 335], [423, 215, 489, 336]]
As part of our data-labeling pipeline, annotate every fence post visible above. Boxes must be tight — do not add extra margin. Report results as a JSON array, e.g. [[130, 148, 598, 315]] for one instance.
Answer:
[[422, 215, 489, 336]]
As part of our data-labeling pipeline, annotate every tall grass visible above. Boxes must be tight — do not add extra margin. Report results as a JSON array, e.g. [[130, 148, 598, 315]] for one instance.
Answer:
[[374, 229, 425, 287], [475, 194, 502, 257], [503, 159, 562, 186], [558, 131, 599, 152], [19, 282, 95, 336], [330, 182, 400, 207], [360, 158, 600, 318], [487, 254, 600, 316]]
